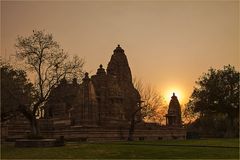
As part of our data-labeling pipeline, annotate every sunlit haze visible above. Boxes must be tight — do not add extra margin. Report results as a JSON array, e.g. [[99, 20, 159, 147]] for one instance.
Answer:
[[164, 89, 184, 104], [1, 1, 239, 105]]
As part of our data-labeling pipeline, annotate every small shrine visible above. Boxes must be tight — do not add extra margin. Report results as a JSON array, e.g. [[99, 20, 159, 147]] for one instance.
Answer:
[[166, 93, 182, 126]]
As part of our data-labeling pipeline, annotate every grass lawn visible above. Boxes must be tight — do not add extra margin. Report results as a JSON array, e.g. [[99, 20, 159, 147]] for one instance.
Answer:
[[1, 138, 239, 159]]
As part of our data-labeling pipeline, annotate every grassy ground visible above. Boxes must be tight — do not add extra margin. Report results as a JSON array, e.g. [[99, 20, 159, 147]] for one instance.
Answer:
[[1, 138, 239, 159]]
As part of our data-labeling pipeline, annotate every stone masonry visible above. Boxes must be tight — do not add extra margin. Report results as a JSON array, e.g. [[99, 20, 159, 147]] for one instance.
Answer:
[[2, 45, 186, 141]]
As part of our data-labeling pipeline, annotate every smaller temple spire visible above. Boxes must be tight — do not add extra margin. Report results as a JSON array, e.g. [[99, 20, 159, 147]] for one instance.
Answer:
[[171, 92, 177, 99], [84, 72, 89, 78], [96, 64, 106, 76], [165, 92, 182, 127], [82, 72, 90, 83], [72, 78, 78, 86]]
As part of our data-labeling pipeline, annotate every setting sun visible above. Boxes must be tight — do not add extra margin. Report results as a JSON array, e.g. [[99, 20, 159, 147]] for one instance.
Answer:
[[164, 88, 185, 104]]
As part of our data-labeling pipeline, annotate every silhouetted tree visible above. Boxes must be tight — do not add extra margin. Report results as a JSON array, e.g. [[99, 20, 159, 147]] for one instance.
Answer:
[[133, 78, 165, 123], [185, 65, 239, 137], [182, 104, 198, 125], [1, 63, 33, 122], [15, 30, 84, 136], [128, 78, 165, 141]]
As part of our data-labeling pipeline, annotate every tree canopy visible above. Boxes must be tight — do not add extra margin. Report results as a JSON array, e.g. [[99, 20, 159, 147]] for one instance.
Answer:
[[185, 65, 239, 137], [1, 63, 33, 122]]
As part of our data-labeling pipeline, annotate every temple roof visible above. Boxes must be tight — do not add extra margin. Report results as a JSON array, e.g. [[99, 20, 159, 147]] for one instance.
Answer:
[[107, 45, 132, 83], [96, 64, 106, 75], [168, 93, 181, 115], [113, 44, 124, 53]]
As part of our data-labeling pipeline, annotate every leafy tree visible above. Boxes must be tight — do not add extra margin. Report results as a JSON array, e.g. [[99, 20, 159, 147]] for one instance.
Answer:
[[1, 63, 33, 122], [14, 30, 84, 136], [182, 104, 198, 125], [186, 65, 239, 137]]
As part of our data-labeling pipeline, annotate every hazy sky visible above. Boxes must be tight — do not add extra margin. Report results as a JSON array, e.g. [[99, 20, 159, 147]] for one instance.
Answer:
[[1, 1, 239, 104]]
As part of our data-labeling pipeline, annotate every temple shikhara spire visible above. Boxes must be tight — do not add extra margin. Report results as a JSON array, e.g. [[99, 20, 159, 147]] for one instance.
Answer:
[[44, 44, 141, 126], [107, 44, 132, 84], [166, 93, 182, 126]]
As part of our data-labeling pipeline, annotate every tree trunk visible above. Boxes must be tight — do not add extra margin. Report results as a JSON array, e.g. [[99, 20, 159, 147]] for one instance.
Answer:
[[30, 117, 40, 136], [18, 105, 40, 137], [128, 107, 142, 141], [128, 118, 135, 141]]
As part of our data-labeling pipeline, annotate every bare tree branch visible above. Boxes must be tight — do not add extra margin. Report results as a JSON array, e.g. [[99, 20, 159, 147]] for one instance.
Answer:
[[14, 30, 85, 135], [133, 77, 165, 124]]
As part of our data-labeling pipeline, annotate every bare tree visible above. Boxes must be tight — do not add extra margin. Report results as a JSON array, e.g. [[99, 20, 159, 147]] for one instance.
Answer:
[[15, 30, 84, 136], [128, 78, 165, 141], [134, 78, 165, 123]]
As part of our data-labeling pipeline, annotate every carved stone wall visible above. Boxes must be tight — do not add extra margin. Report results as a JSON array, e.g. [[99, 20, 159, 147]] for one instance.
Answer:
[[44, 45, 141, 127]]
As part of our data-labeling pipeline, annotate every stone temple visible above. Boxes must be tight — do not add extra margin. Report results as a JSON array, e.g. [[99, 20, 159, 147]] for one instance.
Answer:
[[2, 45, 186, 141], [44, 45, 141, 127], [166, 93, 182, 126]]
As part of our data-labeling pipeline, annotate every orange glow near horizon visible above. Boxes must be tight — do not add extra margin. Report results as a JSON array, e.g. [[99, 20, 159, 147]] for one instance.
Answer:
[[2, 1, 238, 108], [164, 88, 185, 105]]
